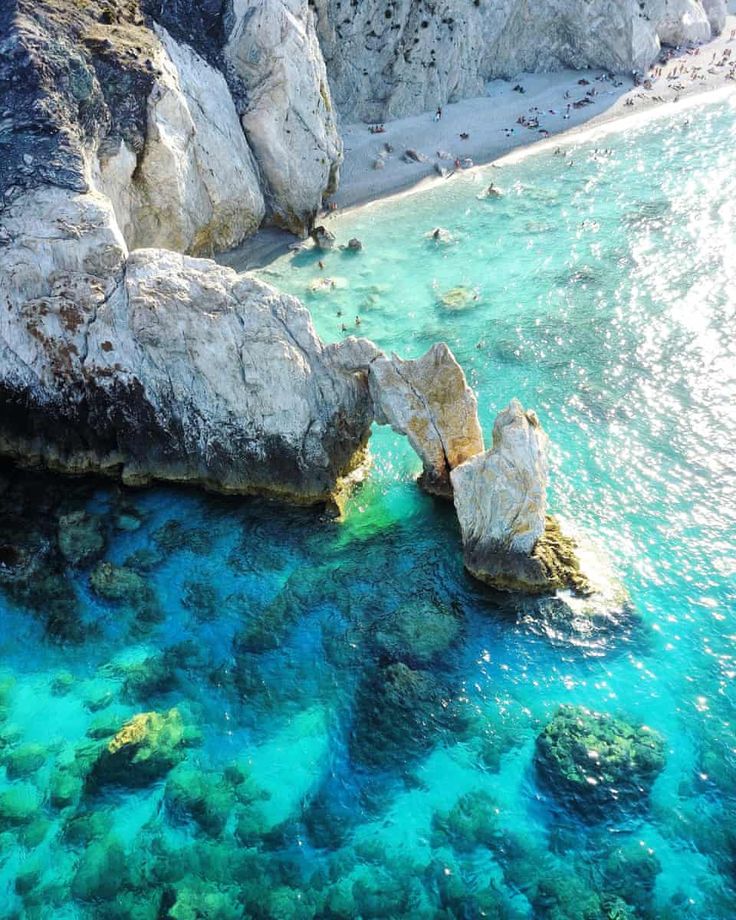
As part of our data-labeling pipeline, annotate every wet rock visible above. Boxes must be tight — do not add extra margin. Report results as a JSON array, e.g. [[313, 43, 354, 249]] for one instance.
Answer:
[[311, 225, 336, 250], [347, 238, 363, 251], [84, 708, 186, 790], [57, 510, 105, 567], [451, 400, 590, 594], [535, 705, 666, 814]]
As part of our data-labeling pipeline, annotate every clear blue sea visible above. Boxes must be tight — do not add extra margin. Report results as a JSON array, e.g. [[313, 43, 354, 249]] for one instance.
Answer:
[[1, 98, 735, 918]]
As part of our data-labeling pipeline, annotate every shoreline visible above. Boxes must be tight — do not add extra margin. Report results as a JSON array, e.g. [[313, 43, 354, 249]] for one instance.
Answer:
[[220, 12, 736, 272]]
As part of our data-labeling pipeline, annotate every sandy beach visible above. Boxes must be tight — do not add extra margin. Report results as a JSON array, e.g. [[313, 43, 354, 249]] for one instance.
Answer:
[[220, 8, 736, 271]]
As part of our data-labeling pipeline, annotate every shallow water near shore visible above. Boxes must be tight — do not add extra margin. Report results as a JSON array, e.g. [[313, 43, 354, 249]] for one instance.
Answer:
[[2, 99, 736, 917]]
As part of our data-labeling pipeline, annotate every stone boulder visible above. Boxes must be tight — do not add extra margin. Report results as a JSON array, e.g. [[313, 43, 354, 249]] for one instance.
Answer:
[[225, 0, 342, 235], [535, 705, 666, 813], [451, 400, 590, 594]]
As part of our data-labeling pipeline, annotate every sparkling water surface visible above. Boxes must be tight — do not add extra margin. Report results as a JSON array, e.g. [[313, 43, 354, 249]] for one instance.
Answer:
[[1, 99, 735, 917]]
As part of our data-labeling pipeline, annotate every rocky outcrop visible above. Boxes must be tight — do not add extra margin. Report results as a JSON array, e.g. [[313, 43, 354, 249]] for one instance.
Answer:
[[0, 185, 372, 503], [368, 345, 484, 497], [312, 0, 727, 121], [330, 340, 483, 497], [94, 24, 266, 255], [451, 400, 589, 594], [1, 0, 336, 256], [224, 0, 342, 235]]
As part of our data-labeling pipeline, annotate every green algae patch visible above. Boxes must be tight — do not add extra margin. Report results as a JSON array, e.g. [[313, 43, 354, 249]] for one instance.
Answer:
[[535, 705, 666, 813]]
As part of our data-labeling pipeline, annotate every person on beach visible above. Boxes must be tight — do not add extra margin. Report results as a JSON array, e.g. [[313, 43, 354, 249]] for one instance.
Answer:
[[435, 107, 442, 121]]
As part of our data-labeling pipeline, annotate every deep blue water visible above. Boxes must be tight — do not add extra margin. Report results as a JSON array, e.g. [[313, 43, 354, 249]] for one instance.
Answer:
[[1, 97, 735, 918]]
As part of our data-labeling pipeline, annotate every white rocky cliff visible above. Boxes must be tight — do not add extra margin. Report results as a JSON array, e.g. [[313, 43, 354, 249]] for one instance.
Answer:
[[313, 0, 727, 120], [0, 185, 372, 502], [225, 0, 343, 235]]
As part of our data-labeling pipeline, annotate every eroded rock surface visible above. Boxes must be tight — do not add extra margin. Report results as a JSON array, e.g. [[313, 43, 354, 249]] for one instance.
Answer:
[[451, 400, 590, 594], [0, 186, 372, 503], [313, 0, 727, 121], [225, 0, 342, 235], [332, 341, 484, 497]]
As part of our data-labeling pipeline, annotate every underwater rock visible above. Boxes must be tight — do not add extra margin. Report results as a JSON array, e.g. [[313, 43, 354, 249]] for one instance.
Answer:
[[3, 742, 46, 780], [451, 400, 590, 594], [535, 705, 666, 813], [437, 286, 480, 311], [90, 561, 164, 629], [0, 783, 42, 827], [603, 838, 661, 913], [351, 662, 468, 768], [371, 597, 462, 666], [368, 343, 484, 497], [57, 510, 105, 567], [165, 767, 235, 838], [84, 708, 186, 790], [70, 835, 128, 902], [153, 520, 211, 556], [49, 768, 83, 809], [431, 789, 502, 853], [181, 580, 219, 622]]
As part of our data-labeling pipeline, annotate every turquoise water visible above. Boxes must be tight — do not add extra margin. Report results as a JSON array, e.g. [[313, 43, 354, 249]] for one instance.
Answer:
[[2, 98, 736, 918]]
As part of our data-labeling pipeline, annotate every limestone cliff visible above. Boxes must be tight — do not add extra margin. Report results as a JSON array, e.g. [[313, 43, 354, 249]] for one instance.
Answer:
[[0, 186, 371, 502], [312, 0, 727, 121]]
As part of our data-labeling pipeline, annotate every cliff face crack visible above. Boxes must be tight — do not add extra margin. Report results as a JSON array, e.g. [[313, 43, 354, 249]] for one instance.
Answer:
[[80, 270, 126, 370]]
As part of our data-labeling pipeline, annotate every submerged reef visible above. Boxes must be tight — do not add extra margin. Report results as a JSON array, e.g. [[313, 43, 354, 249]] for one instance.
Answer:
[[535, 705, 666, 814]]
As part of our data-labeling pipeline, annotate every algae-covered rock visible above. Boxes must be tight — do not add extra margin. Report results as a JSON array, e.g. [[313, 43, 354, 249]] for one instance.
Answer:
[[90, 562, 149, 604], [50, 671, 75, 696], [168, 878, 245, 919], [602, 839, 661, 914], [57, 510, 105, 567], [3, 742, 46, 779], [49, 768, 84, 809], [71, 835, 128, 901], [431, 789, 501, 852], [90, 561, 163, 628], [0, 783, 42, 827], [85, 709, 186, 790], [535, 705, 666, 813], [153, 520, 211, 556], [371, 597, 462, 665], [165, 768, 235, 838], [182, 580, 219, 622]]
